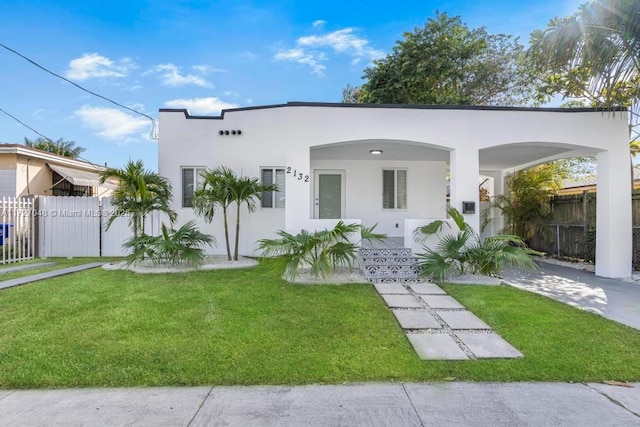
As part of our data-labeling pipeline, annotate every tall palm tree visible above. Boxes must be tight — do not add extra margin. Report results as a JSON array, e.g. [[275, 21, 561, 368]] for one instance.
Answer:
[[99, 160, 177, 239], [192, 166, 276, 261], [193, 167, 235, 260], [24, 137, 86, 159], [230, 175, 277, 261]]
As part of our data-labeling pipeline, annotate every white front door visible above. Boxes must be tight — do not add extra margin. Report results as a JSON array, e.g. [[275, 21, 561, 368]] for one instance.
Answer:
[[314, 170, 346, 219]]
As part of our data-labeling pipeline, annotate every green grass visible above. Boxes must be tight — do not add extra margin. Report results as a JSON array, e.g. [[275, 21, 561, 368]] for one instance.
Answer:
[[0, 258, 122, 282], [1, 261, 640, 388]]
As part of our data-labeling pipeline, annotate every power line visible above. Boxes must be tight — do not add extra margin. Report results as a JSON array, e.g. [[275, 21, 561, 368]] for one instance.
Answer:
[[0, 106, 102, 169], [0, 42, 157, 139]]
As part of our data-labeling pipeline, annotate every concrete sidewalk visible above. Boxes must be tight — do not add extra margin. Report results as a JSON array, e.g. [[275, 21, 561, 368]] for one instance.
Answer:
[[502, 261, 640, 330], [0, 382, 638, 426]]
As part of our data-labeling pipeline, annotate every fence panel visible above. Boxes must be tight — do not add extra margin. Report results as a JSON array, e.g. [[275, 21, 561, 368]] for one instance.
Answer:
[[1, 197, 35, 264], [38, 196, 101, 257], [100, 197, 162, 256]]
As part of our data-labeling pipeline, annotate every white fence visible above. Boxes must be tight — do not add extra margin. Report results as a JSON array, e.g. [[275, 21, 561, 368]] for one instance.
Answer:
[[38, 196, 161, 258], [1, 197, 35, 264]]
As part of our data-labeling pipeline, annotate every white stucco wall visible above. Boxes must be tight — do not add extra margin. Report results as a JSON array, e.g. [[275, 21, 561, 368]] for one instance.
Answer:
[[159, 104, 631, 277], [310, 159, 447, 236]]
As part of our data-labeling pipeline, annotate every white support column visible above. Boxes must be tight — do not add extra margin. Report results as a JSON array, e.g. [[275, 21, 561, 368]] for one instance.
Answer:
[[595, 147, 632, 278], [449, 147, 480, 233], [481, 170, 505, 236], [284, 145, 311, 233]]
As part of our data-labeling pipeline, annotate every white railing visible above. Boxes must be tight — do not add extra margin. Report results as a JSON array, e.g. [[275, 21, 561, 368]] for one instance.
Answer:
[[1, 196, 35, 264]]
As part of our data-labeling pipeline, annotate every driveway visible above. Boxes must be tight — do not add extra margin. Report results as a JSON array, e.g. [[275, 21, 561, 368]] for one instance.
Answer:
[[502, 261, 640, 330]]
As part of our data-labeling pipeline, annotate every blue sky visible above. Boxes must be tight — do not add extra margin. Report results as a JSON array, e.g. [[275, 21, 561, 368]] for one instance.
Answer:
[[0, 0, 584, 170]]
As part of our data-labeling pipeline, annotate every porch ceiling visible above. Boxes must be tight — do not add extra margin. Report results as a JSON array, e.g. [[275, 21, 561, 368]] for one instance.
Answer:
[[311, 139, 449, 161], [479, 143, 598, 170]]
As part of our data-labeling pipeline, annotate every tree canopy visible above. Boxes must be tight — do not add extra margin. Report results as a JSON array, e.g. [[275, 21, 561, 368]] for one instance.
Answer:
[[24, 137, 86, 159], [344, 12, 538, 106], [529, 0, 640, 153]]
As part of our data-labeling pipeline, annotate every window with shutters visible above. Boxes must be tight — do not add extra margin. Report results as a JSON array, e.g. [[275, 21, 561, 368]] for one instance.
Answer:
[[261, 167, 285, 208], [181, 166, 206, 208], [382, 169, 407, 210]]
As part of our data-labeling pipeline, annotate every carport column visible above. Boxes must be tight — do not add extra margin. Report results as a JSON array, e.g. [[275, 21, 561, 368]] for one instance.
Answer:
[[481, 170, 506, 236], [284, 145, 311, 233], [595, 147, 632, 278], [449, 147, 480, 233]]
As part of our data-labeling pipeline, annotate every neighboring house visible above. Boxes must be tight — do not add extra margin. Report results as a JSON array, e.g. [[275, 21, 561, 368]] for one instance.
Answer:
[[558, 166, 640, 195], [158, 102, 632, 278], [0, 144, 115, 198]]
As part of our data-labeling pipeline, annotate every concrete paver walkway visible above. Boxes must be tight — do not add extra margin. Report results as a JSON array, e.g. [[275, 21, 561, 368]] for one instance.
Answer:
[[1, 382, 638, 426], [374, 282, 522, 360], [0, 262, 105, 290], [502, 261, 640, 330]]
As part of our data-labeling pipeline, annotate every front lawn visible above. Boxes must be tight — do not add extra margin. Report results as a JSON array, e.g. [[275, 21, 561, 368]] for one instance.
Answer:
[[0, 261, 639, 388]]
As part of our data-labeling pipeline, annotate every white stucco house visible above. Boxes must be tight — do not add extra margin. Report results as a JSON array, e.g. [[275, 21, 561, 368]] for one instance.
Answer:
[[158, 102, 632, 278]]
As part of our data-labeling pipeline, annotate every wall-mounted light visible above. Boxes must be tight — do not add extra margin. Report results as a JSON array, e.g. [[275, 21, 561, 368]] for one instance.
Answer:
[[369, 149, 383, 155]]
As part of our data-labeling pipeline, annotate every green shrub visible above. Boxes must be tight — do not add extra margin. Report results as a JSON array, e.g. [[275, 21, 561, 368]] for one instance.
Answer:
[[415, 207, 538, 281], [258, 221, 386, 281], [124, 220, 214, 267]]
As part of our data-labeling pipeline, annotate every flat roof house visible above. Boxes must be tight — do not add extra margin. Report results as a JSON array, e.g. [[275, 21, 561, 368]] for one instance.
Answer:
[[158, 102, 632, 278], [0, 144, 115, 198]]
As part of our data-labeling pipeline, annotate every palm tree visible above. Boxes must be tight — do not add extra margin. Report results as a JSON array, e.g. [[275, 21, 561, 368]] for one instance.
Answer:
[[414, 207, 538, 281], [230, 175, 277, 261], [192, 166, 276, 261], [99, 160, 177, 239], [193, 167, 235, 260], [24, 137, 85, 159], [529, 0, 640, 151]]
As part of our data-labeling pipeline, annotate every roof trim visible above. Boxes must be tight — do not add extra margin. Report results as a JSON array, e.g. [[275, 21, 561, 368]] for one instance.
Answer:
[[0, 144, 104, 171], [159, 102, 628, 120]]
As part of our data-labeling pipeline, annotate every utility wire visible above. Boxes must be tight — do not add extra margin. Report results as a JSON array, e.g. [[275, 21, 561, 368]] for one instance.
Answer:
[[0, 106, 103, 170], [0, 43, 157, 139]]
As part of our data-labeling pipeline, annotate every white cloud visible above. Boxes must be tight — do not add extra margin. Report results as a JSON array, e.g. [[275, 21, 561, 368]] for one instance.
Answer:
[[163, 97, 238, 115], [146, 63, 213, 88], [298, 28, 384, 60], [274, 27, 383, 77], [74, 105, 150, 140], [191, 64, 226, 74], [65, 53, 136, 80], [241, 51, 258, 60], [273, 48, 327, 77], [312, 20, 326, 28]]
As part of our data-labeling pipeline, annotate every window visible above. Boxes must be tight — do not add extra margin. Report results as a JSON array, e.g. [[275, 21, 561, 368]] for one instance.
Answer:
[[382, 169, 407, 209], [51, 171, 93, 197], [261, 168, 285, 208], [182, 167, 206, 207]]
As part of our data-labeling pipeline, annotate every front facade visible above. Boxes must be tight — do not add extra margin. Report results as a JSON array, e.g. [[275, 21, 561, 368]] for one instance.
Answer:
[[159, 102, 632, 278], [0, 144, 114, 199]]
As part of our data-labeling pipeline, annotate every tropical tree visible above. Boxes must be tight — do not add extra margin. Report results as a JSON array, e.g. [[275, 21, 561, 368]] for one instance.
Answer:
[[344, 12, 539, 106], [192, 166, 276, 261], [99, 160, 177, 239], [529, 0, 640, 153], [491, 164, 562, 244], [414, 207, 538, 281], [258, 222, 386, 281], [193, 167, 235, 260], [24, 137, 85, 159]]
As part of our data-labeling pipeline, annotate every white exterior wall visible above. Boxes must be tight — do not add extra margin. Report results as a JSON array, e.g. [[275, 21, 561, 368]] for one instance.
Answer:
[[159, 104, 631, 277], [310, 159, 447, 236]]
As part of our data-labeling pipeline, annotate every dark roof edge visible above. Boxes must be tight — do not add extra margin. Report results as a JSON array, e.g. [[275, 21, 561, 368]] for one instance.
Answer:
[[159, 102, 627, 119]]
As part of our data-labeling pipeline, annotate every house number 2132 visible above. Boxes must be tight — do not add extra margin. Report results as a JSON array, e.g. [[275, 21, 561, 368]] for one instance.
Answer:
[[286, 167, 309, 182]]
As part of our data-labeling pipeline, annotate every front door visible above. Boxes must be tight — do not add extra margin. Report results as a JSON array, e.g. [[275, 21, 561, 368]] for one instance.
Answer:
[[314, 170, 345, 219]]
